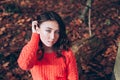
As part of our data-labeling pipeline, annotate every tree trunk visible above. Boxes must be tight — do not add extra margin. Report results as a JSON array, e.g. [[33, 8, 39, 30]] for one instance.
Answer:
[[80, 0, 93, 22], [113, 42, 120, 80]]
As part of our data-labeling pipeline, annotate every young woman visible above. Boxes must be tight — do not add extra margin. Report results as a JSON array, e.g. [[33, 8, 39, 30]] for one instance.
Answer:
[[17, 11, 78, 80]]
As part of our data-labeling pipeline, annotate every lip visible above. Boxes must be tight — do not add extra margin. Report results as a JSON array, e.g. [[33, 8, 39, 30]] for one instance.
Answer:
[[48, 41, 54, 43]]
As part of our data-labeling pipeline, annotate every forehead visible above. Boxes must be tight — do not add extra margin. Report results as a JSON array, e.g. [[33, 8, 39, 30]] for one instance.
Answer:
[[40, 21, 59, 30]]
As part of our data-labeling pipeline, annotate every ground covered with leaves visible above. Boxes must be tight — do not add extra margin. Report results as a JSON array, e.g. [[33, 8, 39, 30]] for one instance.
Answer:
[[0, 0, 120, 80]]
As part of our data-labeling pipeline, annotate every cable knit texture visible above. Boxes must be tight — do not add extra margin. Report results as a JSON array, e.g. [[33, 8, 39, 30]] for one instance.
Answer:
[[17, 33, 78, 80]]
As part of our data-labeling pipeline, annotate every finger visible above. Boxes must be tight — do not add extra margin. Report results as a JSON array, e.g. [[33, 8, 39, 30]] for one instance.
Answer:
[[32, 21, 38, 33], [32, 21, 38, 27], [34, 25, 36, 30], [32, 21, 38, 29]]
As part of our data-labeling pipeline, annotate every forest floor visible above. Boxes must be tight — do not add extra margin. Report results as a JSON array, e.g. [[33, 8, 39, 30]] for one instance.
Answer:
[[0, 0, 120, 80]]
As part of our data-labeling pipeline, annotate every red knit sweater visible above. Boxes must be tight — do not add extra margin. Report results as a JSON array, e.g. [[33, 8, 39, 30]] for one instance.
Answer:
[[17, 33, 78, 80]]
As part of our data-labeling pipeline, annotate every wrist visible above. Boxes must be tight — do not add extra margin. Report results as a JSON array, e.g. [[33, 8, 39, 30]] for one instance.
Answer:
[[30, 33, 40, 43]]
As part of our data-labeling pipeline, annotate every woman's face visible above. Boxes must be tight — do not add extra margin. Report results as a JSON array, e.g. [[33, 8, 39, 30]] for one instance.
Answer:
[[38, 21, 60, 47]]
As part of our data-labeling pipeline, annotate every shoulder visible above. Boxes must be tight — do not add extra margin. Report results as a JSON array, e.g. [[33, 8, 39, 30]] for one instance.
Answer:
[[62, 49, 74, 58], [62, 49, 76, 65]]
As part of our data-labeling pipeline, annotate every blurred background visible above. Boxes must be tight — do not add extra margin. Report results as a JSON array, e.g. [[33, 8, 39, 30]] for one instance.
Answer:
[[0, 0, 120, 80]]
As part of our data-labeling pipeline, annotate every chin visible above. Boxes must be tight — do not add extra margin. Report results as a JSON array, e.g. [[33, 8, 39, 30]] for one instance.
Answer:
[[45, 44, 53, 48]]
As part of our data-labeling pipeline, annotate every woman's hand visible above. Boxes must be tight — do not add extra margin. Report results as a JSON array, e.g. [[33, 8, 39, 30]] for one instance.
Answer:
[[32, 21, 39, 33]]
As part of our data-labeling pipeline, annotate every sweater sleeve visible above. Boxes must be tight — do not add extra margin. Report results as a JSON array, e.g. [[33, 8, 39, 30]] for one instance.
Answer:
[[65, 49, 79, 80], [17, 33, 40, 70]]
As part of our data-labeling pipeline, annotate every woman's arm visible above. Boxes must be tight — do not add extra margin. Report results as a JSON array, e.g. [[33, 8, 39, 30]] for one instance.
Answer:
[[65, 50, 79, 80], [17, 33, 39, 70], [18, 21, 40, 70]]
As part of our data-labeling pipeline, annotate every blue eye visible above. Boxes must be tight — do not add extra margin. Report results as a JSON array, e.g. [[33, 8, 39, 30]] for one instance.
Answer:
[[55, 31, 60, 34], [46, 30, 51, 33]]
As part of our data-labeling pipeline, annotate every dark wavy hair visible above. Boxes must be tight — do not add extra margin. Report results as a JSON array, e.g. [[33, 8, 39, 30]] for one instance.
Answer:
[[36, 11, 71, 60]]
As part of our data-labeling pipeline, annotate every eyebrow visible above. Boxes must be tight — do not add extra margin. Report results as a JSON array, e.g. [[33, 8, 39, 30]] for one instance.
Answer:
[[46, 27, 59, 31], [46, 27, 52, 29]]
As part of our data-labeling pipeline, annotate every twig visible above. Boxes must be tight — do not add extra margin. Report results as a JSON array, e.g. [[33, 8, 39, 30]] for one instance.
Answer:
[[88, 8, 92, 36]]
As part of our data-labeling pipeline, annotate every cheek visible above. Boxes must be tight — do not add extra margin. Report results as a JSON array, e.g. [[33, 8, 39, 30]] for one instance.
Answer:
[[39, 32, 48, 46], [56, 35, 59, 40], [39, 31, 48, 40], [54, 34, 59, 43]]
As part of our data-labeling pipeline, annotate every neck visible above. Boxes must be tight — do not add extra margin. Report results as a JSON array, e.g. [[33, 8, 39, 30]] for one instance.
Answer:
[[43, 46, 54, 53]]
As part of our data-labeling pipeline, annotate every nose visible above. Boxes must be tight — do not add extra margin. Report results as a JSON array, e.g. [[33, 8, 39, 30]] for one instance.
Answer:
[[50, 32, 55, 40]]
